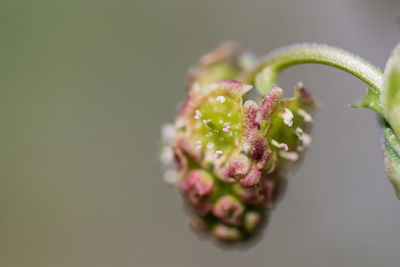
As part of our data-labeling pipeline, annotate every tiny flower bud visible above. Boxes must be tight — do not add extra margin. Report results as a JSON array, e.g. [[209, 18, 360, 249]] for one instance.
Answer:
[[244, 211, 262, 232], [181, 170, 214, 215], [239, 165, 262, 187], [188, 215, 209, 232], [222, 153, 252, 180], [256, 86, 283, 126], [213, 195, 244, 226], [213, 224, 241, 242]]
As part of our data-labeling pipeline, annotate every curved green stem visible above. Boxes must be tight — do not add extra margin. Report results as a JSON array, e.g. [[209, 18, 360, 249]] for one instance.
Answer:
[[243, 44, 384, 94]]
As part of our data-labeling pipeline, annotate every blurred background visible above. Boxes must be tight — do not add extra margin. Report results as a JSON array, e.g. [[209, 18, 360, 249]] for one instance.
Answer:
[[1, 0, 400, 266]]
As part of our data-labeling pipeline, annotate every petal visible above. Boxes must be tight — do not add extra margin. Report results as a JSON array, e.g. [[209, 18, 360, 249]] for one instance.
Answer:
[[210, 79, 253, 98], [200, 41, 243, 66], [176, 82, 201, 126]]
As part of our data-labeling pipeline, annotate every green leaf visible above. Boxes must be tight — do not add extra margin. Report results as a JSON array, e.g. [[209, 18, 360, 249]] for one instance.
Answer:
[[350, 88, 383, 117], [382, 42, 400, 139], [383, 124, 400, 199], [384, 124, 400, 156]]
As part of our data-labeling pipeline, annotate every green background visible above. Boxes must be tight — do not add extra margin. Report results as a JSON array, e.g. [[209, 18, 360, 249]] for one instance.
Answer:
[[1, 0, 400, 266]]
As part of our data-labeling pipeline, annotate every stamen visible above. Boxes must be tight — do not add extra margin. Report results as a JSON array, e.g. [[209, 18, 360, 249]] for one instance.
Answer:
[[194, 110, 202, 119], [215, 150, 223, 158], [196, 140, 202, 150], [298, 108, 313, 123], [216, 96, 226, 103], [295, 127, 312, 147], [271, 139, 289, 151], [302, 133, 312, 147], [223, 122, 231, 132], [281, 108, 294, 127], [295, 127, 304, 136], [279, 151, 299, 161]]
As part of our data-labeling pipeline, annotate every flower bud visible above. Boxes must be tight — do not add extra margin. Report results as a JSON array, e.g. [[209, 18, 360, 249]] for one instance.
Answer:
[[187, 41, 255, 91], [213, 224, 241, 242], [161, 42, 318, 242], [244, 211, 262, 232], [188, 215, 209, 233], [181, 170, 214, 215], [213, 195, 244, 226]]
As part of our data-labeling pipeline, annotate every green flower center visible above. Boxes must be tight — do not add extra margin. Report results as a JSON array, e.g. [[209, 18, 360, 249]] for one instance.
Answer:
[[192, 92, 242, 159]]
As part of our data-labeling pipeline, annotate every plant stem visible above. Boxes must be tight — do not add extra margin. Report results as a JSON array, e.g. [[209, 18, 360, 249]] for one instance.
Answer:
[[243, 44, 384, 94]]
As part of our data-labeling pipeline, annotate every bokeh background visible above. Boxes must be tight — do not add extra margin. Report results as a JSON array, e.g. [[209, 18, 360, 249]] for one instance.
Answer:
[[1, 0, 400, 266]]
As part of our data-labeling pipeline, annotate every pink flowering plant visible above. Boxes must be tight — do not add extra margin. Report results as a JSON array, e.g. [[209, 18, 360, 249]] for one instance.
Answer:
[[161, 41, 400, 242]]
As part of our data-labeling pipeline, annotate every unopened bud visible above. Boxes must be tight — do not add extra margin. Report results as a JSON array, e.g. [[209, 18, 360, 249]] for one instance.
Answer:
[[213, 195, 244, 226], [213, 224, 241, 242], [244, 211, 262, 232], [161, 42, 318, 242], [181, 170, 214, 215]]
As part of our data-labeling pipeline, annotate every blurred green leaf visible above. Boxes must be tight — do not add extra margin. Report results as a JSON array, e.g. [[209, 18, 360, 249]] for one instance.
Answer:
[[383, 124, 400, 199], [382, 43, 400, 139], [350, 88, 383, 117]]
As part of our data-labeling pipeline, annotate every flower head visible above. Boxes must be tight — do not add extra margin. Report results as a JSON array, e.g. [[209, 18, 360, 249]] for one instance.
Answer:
[[161, 42, 317, 242]]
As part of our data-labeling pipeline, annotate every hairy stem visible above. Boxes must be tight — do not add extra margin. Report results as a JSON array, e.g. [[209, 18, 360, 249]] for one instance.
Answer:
[[243, 44, 384, 94]]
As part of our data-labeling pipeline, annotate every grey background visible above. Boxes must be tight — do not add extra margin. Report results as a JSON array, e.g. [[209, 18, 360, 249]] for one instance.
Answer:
[[1, 0, 400, 266]]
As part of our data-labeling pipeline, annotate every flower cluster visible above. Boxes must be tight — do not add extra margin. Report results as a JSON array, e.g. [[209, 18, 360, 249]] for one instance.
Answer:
[[161, 42, 317, 242]]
